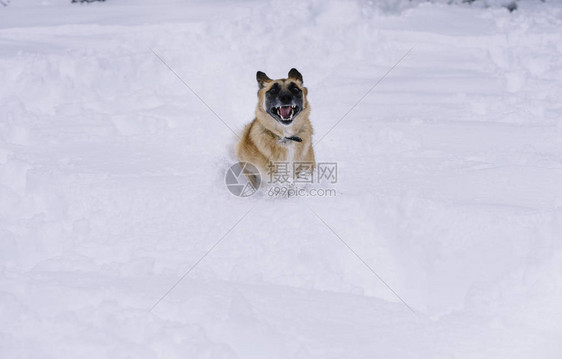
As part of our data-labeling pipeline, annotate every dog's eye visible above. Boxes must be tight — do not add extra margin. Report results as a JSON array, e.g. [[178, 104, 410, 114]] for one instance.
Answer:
[[289, 84, 301, 94], [268, 84, 280, 95]]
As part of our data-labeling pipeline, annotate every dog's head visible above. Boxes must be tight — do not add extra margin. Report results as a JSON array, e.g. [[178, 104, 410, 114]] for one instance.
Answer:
[[255, 68, 309, 129]]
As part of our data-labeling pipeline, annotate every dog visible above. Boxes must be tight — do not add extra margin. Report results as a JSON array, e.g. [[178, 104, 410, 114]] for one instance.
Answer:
[[236, 68, 315, 188]]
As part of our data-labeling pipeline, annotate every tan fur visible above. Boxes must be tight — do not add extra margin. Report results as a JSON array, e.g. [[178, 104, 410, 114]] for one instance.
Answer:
[[236, 74, 315, 185]]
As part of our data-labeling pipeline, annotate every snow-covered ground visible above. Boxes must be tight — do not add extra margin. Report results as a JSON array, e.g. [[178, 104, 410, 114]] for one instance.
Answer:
[[1, 0, 562, 357]]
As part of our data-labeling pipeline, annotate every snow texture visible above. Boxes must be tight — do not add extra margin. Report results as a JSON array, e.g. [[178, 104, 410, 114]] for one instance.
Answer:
[[1, 0, 562, 358]]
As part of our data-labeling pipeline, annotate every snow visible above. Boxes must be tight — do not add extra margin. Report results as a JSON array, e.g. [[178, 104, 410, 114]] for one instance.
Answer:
[[1, 0, 562, 358]]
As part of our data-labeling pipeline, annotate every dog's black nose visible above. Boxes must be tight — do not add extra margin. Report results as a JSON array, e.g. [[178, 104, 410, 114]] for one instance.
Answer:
[[280, 94, 292, 104]]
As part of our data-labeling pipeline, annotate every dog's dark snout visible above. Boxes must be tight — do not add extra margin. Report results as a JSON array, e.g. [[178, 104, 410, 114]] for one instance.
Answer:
[[280, 94, 292, 104]]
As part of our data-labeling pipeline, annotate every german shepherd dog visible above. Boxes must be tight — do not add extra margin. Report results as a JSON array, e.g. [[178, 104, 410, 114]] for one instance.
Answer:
[[236, 68, 315, 188]]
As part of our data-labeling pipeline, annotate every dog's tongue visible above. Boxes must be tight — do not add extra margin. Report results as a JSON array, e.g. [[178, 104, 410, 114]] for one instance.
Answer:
[[280, 106, 292, 118]]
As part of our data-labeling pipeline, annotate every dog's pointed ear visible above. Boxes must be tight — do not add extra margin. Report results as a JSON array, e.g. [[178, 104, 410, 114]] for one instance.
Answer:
[[256, 71, 272, 89], [288, 68, 303, 84]]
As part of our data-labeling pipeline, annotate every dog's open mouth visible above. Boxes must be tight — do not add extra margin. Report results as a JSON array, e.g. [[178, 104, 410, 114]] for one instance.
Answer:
[[274, 105, 299, 125]]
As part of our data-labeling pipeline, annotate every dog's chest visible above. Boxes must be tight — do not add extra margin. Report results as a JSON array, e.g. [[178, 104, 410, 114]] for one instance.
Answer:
[[282, 129, 298, 163], [284, 142, 296, 163]]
